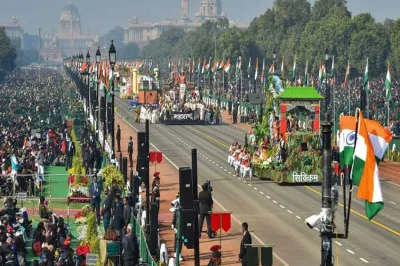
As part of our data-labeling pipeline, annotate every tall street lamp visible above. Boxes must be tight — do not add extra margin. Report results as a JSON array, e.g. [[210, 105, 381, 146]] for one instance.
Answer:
[[272, 50, 277, 76], [86, 50, 91, 118], [109, 40, 116, 160], [79, 54, 84, 100], [209, 53, 212, 90], [324, 49, 330, 117], [320, 48, 334, 266], [95, 47, 101, 142]]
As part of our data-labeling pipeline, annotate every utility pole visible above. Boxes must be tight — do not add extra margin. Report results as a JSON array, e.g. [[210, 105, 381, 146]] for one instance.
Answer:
[[321, 120, 333, 266], [145, 119, 150, 231], [192, 149, 200, 266]]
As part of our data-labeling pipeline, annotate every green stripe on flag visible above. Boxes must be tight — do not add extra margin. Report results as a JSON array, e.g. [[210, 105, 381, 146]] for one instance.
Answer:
[[365, 201, 384, 220], [351, 156, 364, 186], [339, 146, 354, 170]]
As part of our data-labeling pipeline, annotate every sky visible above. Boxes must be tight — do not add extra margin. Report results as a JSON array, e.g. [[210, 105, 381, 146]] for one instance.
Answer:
[[0, 0, 399, 35]]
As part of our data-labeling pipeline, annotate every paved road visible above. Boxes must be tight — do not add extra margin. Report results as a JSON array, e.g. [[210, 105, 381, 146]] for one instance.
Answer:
[[115, 96, 400, 266]]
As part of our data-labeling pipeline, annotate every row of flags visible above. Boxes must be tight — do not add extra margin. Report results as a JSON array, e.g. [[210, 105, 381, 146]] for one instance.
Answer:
[[339, 110, 393, 220], [69, 56, 393, 103]]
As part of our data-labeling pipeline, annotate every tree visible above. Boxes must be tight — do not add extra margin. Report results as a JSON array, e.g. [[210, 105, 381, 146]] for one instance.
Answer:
[[312, 0, 350, 21], [122, 43, 140, 60], [98, 26, 125, 51], [298, 9, 352, 74], [348, 14, 390, 76], [0, 27, 17, 79], [140, 28, 186, 60], [389, 19, 400, 77]]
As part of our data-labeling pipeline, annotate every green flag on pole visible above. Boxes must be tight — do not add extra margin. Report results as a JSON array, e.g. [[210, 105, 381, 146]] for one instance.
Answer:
[[363, 58, 369, 94], [330, 56, 335, 84], [385, 64, 392, 102], [304, 61, 308, 87], [292, 55, 296, 82]]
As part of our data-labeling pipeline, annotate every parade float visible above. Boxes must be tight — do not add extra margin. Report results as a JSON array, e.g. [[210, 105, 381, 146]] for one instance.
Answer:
[[160, 71, 203, 125], [251, 83, 324, 184]]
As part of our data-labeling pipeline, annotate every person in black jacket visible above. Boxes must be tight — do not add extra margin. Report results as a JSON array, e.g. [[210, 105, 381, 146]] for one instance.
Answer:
[[239, 222, 252, 266], [101, 187, 112, 232], [198, 182, 213, 238], [123, 197, 131, 234], [112, 194, 124, 237], [127, 136, 133, 167], [87, 145, 96, 175], [116, 124, 121, 152]]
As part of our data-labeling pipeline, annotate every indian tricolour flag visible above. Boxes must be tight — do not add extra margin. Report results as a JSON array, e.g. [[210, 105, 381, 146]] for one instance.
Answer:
[[224, 59, 230, 73], [352, 109, 385, 220], [339, 115, 392, 170], [339, 115, 357, 169]]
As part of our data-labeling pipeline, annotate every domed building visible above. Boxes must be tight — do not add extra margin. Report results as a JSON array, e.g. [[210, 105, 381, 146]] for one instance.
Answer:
[[124, 0, 246, 48], [41, 3, 98, 59]]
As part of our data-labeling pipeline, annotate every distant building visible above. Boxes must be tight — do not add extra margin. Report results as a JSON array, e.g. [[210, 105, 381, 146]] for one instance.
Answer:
[[0, 16, 24, 49], [41, 3, 98, 59], [124, 0, 247, 48]]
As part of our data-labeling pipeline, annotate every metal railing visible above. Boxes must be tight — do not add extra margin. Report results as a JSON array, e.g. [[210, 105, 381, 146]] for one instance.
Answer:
[[132, 215, 157, 265]]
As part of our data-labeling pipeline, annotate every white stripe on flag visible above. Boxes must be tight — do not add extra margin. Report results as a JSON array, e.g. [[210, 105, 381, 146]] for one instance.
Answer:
[[353, 135, 367, 161]]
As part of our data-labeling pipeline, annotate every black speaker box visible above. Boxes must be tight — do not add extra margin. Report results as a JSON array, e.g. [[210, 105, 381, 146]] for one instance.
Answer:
[[180, 209, 194, 249], [107, 104, 112, 132], [122, 157, 128, 183], [100, 96, 106, 122], [179, 167, 193, 209], [137, 132, 146, 155]]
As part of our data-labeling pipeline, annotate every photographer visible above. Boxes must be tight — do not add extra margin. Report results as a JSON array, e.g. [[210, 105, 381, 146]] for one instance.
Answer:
[[198, 181, 213, 239]]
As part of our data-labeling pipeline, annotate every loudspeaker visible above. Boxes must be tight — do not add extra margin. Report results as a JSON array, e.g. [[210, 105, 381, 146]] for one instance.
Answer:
[[246, 246, 273, 266], [107, 104, 112, 132], [100, 96, 106, 122], [137, 158, 147, 182], [137, 132, 148, 182], [180, 209, 194, 249], [137, 132, 146, 155], [150, 204, 159, 230], [123, 157, 128, 184], [179, 167, 193, 209]]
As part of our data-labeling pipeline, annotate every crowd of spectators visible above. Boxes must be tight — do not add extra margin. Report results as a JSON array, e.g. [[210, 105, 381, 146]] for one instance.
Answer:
[[0, 67, 81, 265]]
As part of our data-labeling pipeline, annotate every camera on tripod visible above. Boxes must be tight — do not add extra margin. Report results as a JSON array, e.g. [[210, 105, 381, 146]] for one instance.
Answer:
[[204, 180, 213, 193]]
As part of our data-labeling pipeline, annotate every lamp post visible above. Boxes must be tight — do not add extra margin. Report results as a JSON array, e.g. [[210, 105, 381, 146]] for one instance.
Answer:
[[321, 48, 333, 266], [189, 55, 192, 82], [109, 40, 117, 161], [324, 49, 330, 116], [86, 50, 91, 118], [209, 53, 212, 90], [96, 47, 101, 142], [272, 50, 277, 76], [169, 56, 172, 79], [79, 54, 84, 100]]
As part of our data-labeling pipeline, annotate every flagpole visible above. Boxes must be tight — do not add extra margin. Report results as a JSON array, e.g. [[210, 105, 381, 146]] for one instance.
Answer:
[[387, 102, 390, 127], [223, 69, 225, 96], [333, 82, 336, 136], [240, 57, 243, 115], [348, 83, 350, 115]]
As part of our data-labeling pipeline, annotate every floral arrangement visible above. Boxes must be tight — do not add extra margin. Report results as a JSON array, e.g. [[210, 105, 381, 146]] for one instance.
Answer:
[[101, 164, 125, 187], [76, 244, 91, 256], [75, 217, 87, 226], [387, 150, 400, 162], [68, 186, 89, 197], [68, 175, 88, 185]]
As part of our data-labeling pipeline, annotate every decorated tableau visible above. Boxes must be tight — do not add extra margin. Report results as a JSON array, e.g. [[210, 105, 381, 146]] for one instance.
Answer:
[[229, 81, 324, 184]]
